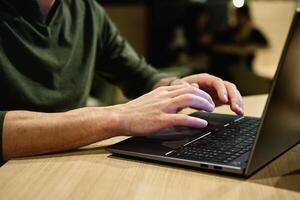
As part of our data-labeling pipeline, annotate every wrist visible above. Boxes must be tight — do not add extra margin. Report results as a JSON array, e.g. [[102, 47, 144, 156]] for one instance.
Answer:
[[72, 106, 122, 140], [95, 105, 124, 137]]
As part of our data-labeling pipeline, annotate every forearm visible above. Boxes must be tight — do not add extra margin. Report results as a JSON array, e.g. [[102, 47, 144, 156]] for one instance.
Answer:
[[2, 107, 119, 161]]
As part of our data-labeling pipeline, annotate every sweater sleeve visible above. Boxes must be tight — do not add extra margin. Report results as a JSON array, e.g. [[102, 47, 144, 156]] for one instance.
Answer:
[[94, 4, 168, 99], [0, 111, 7, 166]]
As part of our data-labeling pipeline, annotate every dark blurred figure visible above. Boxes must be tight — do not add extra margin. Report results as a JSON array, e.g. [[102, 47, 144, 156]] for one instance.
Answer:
[[169, 3, 212, 72], [211, 4, 269, 80], [184, 3, 212, 55]]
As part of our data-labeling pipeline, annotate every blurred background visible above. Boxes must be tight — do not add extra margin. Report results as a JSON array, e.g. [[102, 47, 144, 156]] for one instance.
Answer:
[[89, 0, 297, 106]]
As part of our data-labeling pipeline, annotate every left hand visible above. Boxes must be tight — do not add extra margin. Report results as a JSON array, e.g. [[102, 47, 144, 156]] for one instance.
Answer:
[[170, 73, 244, 115]]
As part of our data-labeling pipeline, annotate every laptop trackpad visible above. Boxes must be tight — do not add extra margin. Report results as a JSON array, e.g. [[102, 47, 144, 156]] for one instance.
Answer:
[[147, 112, 240, 150], [109, 112, 240, 156]]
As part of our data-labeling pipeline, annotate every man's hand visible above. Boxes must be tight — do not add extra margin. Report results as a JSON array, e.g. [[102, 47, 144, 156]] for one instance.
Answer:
[[113, 73, 245, 136], [3, 74, 243, 160], [112, 84, 215, 136], [168, 74, 244, 116]]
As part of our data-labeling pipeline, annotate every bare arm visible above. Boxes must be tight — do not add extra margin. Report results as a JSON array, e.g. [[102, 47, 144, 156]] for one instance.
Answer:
[[2, 107, 119, 161]]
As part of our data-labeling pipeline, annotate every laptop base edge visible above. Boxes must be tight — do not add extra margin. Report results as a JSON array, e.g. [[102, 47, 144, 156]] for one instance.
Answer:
[[107, 148, 246, 177]]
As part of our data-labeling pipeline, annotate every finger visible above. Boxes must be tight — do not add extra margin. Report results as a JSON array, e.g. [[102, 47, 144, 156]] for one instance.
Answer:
[[210, 77, 229, 104], [167, 114, 208, 128], [224, 81, 244, 115], [168, 85, 215, 106], [168, 94, 215, 113], [183, 74, 228, 103]]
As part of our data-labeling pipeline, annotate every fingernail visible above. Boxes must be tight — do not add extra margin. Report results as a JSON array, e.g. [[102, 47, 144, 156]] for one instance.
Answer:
[[209, 103, 215, 112], [211, 101, 215, 107], [236, 104, 244, 115], [201, 120, 208, 127]]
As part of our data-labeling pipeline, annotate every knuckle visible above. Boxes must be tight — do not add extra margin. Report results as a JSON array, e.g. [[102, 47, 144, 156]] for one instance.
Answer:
[[206, 73, 218, 80], [202, 73, 210, 77], [158, 86, 169, 91], [187, 85, 198, 94], [175, 115, 188, 124], [154, 87, 164, 93], [182, 93, 194, 101], [153, 89, 167, 97], [171, 97, 182, 108], [161, 113, 171, 123], [179, 94, 194, 105], [171, 115, 181, 123], [225, 81, 237, 89], [230, 82, 237, 89], [216, 77, 223, 84]]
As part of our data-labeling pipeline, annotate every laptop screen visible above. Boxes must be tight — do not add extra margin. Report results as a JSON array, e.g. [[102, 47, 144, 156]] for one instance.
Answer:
[[246, 8, 300, 175]]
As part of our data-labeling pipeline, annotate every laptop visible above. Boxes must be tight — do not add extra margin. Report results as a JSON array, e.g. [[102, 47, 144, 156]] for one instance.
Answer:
[[107, 7, 300, 177]]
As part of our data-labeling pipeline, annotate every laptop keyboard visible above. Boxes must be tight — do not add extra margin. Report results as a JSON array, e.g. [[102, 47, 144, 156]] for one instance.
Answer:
[[168, 117, 260, 164]]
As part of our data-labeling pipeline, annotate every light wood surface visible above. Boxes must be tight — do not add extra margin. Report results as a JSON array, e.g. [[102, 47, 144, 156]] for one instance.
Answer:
[[0, 95, 299, 200]]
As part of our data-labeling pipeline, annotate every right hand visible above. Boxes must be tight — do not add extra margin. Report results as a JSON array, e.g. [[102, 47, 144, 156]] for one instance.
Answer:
[[111, 84, 215, 136]]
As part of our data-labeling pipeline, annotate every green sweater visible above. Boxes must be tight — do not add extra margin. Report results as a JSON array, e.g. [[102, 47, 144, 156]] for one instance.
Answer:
[[0, 0, 165, 163]]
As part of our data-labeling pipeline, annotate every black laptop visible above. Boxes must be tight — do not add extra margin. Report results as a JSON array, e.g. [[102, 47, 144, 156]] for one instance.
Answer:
[[107, 7, 300, 177]]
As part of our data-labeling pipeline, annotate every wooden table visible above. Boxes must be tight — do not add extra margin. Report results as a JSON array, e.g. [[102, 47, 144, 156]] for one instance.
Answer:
[[0, 95, 299, 200]]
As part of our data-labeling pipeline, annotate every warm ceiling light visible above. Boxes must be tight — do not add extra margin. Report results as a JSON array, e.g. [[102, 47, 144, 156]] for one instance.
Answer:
[[233, 0, 245, 8]]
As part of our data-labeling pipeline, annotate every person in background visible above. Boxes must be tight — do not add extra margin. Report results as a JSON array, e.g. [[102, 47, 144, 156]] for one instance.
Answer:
[[169, 3, 213, 73], [183, 3, 212, 56], [211, 4, 269, 80], [0, 0, 244, 164]]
